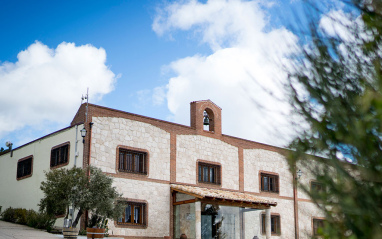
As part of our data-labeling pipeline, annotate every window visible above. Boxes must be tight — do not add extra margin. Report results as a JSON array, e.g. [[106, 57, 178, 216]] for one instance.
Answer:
[[118, 149, 147, 174], [198, 162, 221, 184], [117, 201, 146, 226], [311, 181, 324, 193], [260, 173, 279, 193], [50, 143, 69, 168], [17, 156, 33, 180], [313, 218, 325, 235], [262, 214, 281, 235]]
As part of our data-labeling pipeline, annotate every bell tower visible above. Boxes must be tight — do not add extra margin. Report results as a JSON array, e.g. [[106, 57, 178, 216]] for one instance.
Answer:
[[190, 100, 222, 135]]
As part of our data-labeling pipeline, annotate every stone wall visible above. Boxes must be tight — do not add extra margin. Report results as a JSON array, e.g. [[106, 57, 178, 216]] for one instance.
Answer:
[[91, 117, 171, 181], [176, 135, 239, 190], [108, 178, 170, 237], [298, 201, 325, 239], [243, 149, 294, 198]]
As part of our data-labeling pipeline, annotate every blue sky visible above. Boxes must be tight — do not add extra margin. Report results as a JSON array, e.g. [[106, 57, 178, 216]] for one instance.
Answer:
[[0, 0, 347, 149]]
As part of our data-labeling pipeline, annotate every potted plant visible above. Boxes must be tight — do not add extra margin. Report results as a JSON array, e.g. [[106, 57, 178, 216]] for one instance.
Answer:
[[86, 214, 109, 238], [39, 166, 123, 239]]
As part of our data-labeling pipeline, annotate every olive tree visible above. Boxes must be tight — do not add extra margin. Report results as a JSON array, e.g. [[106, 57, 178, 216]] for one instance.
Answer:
[[39, 166, 123, 228]]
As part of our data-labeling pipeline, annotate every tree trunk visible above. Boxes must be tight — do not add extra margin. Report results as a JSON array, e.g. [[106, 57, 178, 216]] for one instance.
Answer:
[[72, 209, 83, 228]]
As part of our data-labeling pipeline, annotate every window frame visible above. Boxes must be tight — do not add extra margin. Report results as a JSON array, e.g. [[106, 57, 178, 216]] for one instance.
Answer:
[[260, 172, 279, 193], [117, 147, 148, 175], [116, 200, 148, 228], [261, 213, 281, 235], [197, 161, 221, 185], [50, 142, 70, 169], [312, 218, 325, 236], [311, 181, 325, 193], [17, 155, 33, 180]]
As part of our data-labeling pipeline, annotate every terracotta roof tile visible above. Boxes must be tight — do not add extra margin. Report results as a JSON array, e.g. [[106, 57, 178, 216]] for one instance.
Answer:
[[171, 184, 277, 206]]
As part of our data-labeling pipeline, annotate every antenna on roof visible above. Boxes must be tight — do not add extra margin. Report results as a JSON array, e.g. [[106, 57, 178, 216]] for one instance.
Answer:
[[81, 88, 89, 123]]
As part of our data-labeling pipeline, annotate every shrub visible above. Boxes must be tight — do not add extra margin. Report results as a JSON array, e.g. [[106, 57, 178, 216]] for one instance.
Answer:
[[25, 209, 55, 232], [2, 207, 17, 223], [14, 208, 28, 224], [1, 207, 55, 232]]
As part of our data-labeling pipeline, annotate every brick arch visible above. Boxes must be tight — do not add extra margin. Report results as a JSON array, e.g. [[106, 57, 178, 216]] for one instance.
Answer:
[[190, 100, 222, 135], [204, 107, 215, 132]]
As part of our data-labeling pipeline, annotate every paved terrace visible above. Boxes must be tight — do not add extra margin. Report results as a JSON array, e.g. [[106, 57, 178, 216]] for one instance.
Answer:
[[0, 220, 123, 239]]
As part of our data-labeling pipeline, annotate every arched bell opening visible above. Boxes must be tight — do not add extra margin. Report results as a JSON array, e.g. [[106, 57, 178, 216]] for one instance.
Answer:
[[203, 108, 215, 132]]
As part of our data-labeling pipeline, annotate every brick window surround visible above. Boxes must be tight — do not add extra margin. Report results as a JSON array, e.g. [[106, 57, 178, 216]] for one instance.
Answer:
[[197, 161, 221, 185], [17, 155, 33, 180], [50, 142, 70, 169], [116, 200, 148, 228], [260, 172, 279, 193], [313, 218, 325, 236], [311, 181, 325, 193], [117, 146, 148, 175], [262, 213, 281, 235]]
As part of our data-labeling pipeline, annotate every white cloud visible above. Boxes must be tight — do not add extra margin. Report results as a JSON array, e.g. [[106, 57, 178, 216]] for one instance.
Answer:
[[153, 86, 167, 106], [153, 0, 299, 146], [0, 41, 117, 139]]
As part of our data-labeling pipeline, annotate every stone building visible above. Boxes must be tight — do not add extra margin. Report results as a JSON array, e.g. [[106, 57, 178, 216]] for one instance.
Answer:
[[0, 100, 324, 239]]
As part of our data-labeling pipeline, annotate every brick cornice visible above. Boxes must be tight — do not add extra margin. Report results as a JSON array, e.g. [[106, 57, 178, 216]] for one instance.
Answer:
[[71, 103, 290, 153]]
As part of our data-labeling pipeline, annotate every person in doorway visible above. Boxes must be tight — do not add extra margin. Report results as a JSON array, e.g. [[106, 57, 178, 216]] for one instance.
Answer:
[[180, 234, 187, 239]]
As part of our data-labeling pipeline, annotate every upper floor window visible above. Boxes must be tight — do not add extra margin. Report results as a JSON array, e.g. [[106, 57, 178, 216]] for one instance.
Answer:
[[198, 162, 221, 185], [117, 201, 147, 227], [17, 156, 33, 180], [260, 173, 279, 193], [313, 218, 325, 235], [50, 143, 69, 168], [311, 181, 324, 193], [262, 214, 281, 235], [118, 149, 147, 175]]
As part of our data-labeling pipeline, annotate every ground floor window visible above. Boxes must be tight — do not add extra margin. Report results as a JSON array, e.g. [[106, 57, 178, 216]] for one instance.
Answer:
[[117, 201, 146, 227], [262, 214, 281, 235], [313, 218, 325, 235]]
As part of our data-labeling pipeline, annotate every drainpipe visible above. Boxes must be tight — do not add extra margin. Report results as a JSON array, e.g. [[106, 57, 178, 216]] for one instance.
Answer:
[[293, 171, 299, 239], [87, 122, 94, 174], [74, 125, 78, 167]]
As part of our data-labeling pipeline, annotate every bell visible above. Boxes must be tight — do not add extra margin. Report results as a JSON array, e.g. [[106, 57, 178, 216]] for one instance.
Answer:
[[203, 113, 210, 126]]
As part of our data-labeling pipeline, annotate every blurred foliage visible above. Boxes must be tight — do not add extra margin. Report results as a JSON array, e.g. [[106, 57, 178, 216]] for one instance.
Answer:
[[287, 0, 382, 238], [39, 166, 123, 228]]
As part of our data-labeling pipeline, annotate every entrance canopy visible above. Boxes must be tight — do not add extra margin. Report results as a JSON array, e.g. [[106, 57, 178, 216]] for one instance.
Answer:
[[171, 184, 277, 209]]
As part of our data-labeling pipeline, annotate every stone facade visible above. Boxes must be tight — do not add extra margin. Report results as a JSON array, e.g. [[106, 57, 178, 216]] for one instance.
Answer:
[[176, 135, 239, 190], [91, 117, 171, 181], [108, 178, 170, 237], [243, 149, 294, 197], [298, 201, 325, 239]]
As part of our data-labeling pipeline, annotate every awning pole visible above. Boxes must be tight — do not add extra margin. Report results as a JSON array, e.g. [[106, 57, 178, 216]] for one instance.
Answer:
[[195, 201, 201, 239], [266, 208, 271, 239]]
